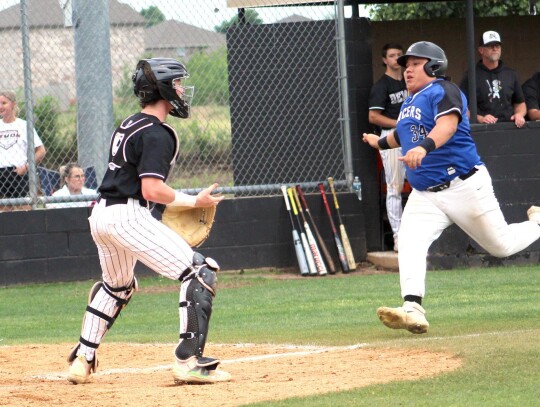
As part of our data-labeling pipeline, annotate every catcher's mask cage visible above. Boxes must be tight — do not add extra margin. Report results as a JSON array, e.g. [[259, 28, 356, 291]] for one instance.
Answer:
[[397, 41, 448, 78], [132, 58, 194, 118]]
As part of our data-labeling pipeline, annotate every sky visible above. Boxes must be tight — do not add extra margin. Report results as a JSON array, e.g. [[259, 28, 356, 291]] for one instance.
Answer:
[[3, 0, 369, 31]]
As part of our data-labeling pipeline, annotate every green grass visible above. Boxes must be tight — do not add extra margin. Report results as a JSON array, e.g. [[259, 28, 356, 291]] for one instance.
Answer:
[[2, 265, 540, 405]]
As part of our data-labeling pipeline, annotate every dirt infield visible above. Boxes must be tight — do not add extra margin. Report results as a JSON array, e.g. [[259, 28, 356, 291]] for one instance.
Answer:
[[0, 342, 461, 406]]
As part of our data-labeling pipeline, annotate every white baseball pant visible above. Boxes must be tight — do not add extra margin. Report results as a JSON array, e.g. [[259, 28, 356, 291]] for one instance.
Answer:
[[379, 129, 406, 237], [398, 165, 540, 298], [78, 198, 194, 360]]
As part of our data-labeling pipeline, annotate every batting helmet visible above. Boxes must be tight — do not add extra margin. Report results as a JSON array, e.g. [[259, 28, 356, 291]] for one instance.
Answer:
[[397, 41, 448, 78], [133, 58, 194, 118]]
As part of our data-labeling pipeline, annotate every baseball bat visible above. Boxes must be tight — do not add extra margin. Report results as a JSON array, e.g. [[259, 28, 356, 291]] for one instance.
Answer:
[[281, 186, 309, 276], [318, 183, 350, 273], [291, 187, 328, 276], [327, 177, 356, 270], [288, 187, 318, 276], [296, 185, 337, 275]]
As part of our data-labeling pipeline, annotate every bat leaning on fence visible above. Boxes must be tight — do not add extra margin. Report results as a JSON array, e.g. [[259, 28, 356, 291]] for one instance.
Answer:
[[288, 187, 318, 276], [327, 177, 356, 270], [318, 182, 350, 273], [296, 185, 337, 275], [281, 185, 309, 276], [291, 187, 328, 275]]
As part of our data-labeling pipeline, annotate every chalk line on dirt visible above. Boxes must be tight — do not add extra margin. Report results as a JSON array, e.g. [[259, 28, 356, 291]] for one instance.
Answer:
[[31, 343, 369, 381]]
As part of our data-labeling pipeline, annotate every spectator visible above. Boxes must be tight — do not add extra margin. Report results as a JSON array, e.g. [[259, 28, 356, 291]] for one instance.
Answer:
[[49, 163, 97, 208], [0, 90, 46, 210], [368, 43, 407, 251], [460, 30, 526, 128], [522, 71, 540, 121]]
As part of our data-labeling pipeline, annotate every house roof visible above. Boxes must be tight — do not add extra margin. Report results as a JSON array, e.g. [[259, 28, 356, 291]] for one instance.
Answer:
[[275, 14, 313, 23], [227, 0, 462, 6], [145, 20, 225, 50], [0, 0, 144, 29]]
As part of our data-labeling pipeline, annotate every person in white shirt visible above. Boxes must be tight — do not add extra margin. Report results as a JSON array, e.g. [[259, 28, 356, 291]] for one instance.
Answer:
[[0, 90, 46, 209], [49, 163, 97, 208]]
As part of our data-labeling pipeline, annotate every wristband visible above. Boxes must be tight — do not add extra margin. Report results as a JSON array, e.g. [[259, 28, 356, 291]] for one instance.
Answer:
[[169, 190, 197, 207], [377, 136, 391, 150], [419, 137, 436, 153]]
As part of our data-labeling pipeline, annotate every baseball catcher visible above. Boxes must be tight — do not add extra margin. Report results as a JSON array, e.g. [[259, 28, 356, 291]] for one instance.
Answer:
[[67, 58, 230, 384]]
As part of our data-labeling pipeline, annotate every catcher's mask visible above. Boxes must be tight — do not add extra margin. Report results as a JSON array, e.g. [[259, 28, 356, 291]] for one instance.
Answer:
[[397, 41, 448, 78], [132, 58, 194, 119]]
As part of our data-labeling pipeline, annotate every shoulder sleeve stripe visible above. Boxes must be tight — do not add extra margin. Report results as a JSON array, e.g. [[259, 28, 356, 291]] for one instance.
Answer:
[[434, 107, 462, 122], [139, 172, 166, 179]]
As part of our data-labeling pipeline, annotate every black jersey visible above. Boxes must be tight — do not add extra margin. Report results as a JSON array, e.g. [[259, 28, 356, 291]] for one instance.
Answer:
[[98, 112, 179, 201], [523, 71, 540, 112], [368, 74, 407, 131]]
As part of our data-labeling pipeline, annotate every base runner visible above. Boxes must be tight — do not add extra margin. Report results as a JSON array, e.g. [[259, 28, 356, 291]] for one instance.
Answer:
[[363, 41, 540, 334], [67, 58, 230, 384]]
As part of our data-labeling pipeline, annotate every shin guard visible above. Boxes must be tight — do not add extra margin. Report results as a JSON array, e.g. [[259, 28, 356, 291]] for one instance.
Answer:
[[175, 253, 218, 364]]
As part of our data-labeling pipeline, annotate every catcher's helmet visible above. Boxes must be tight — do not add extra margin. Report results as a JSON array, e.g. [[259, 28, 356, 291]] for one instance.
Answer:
[[132, 58, 194, 118], [397, 41, 448, 78]]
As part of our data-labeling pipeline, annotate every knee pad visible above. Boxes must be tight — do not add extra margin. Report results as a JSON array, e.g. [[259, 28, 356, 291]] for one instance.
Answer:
[[175, 253, 219, 361], [88, 278, 138, 330]]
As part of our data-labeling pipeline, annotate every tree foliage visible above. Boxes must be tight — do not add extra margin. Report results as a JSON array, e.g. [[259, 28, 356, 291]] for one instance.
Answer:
[[186, 46, 229, 106], [140, 6, 166, 28], [214, 9, 263, 33], [368, 0, 530, 21]]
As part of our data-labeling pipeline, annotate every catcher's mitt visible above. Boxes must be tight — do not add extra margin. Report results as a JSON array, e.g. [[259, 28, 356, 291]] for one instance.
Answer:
[[161, 205, 216, 247]]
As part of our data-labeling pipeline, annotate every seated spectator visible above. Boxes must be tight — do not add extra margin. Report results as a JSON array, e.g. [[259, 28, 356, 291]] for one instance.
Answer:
[[49, 163, 97, 208], [460, 30, 526, 128], [522, 71, 540, 121]]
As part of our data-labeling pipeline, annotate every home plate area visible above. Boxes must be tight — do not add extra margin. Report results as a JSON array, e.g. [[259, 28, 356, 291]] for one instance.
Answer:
[[0, 342, 461, 406]]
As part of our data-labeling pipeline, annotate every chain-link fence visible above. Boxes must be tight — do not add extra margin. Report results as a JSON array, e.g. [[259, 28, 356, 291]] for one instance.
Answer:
[[0, 0, 352, 210]]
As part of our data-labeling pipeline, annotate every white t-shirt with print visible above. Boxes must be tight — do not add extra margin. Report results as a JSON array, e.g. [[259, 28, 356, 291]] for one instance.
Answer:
[[49, 185, 97, 208], [0, 118, 44, 167]]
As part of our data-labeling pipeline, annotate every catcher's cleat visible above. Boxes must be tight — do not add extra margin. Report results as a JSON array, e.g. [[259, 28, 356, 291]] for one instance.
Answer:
[[173, 355, 231, 384], [67, 355, 95, 384], [376, 301, 429, 334], [527, 206, 540, 224]]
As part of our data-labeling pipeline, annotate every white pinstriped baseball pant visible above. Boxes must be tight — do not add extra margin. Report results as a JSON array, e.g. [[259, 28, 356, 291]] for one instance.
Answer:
[[398, 165, 540, 298], [77, 198, 194, 360], [379, 129, 406, 237]]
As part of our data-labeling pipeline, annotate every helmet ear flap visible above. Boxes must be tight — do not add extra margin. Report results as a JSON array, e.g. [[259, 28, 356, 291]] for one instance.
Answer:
[[424, 61, 439, 77], [133, 60, 160, 102], [424, 59, 448, 78]]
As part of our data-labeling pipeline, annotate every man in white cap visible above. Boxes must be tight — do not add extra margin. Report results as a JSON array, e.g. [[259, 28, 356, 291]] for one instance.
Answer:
[[460, 30, 526, 128]]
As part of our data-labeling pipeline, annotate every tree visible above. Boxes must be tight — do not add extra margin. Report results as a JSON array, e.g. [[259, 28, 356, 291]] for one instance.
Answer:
[[214, 9, 263, 33], [140, 6, 166, 28], [368, 0, 529, 20], [186, 46, 229, 106]]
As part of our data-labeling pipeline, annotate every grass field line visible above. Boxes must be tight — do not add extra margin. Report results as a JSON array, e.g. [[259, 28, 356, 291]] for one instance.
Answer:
[[29, 327, 540, 381], [371, 327, 540, 345]]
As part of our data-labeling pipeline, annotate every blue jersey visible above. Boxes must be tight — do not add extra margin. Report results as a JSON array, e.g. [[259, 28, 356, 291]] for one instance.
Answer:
[[396, 79, 483, 191]]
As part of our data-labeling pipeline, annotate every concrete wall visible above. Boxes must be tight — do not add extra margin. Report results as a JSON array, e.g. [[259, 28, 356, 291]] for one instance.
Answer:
[[0, 192, 367, 286]]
